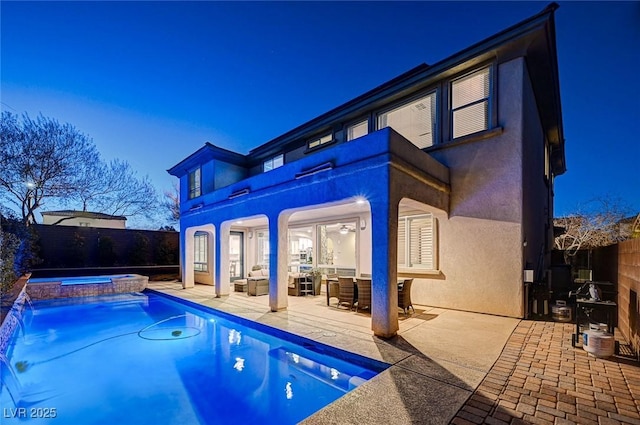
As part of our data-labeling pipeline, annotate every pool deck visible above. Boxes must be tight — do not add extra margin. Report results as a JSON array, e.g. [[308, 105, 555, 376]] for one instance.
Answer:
[[147, 281, 640, 425]]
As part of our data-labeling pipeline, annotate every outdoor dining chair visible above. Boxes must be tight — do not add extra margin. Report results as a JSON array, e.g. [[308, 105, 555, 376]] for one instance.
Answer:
[[398, 278, 415, 316], [337, 277, 355, 310], [355, 278, 372, 313]]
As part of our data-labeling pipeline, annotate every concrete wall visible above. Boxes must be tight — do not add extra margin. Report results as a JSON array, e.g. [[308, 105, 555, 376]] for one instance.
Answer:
[[616, 239, 640, 356], [33, 224, 179, 268], [415, 58, 527, 317]]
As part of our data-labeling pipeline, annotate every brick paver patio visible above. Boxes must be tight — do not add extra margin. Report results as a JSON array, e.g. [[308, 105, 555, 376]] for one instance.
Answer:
[[451, 321, 640, 425]]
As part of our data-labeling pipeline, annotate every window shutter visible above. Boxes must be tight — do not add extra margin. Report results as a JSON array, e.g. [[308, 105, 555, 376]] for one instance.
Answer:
[[398, 214, 436, 271], [347, 120, 369, 141], [409, 215, 434, 269], [377, 92, 436, 149], [397, 219, 406, 267], [452, 67, 490, 138]]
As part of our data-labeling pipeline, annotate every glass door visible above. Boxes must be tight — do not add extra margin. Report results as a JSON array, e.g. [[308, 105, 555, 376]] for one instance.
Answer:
[[317, 221, 357, 276], [229, 231, 244, 281], [288, 226, 314, 273]]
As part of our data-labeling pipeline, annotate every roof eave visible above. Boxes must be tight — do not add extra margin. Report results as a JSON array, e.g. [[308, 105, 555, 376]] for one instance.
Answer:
[[168, 142, 248, 177]]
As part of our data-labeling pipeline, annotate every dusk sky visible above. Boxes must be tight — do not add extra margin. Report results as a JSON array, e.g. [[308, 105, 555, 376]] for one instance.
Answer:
[[2, 1, 639, 224]]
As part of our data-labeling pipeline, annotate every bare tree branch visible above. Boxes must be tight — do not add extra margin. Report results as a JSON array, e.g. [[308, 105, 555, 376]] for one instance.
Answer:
[[163, 183, 180, 223], [554, 195, 634, 262], [0, 112, 99, 225]]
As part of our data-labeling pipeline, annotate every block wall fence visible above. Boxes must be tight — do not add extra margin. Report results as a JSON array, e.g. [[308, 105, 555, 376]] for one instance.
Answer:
[[616, 238, 640, 357]]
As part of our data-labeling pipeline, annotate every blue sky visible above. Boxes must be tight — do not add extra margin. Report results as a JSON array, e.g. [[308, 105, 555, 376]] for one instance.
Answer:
[[2, 1, 639, 221]]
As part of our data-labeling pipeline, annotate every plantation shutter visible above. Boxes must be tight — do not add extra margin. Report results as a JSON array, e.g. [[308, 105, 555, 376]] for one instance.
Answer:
[[408, 215, 434, 269], [452, 67, 490, 138], [397, 219, 406, 267], [378, 92, 436, 149], [398, 214, 436, 270]]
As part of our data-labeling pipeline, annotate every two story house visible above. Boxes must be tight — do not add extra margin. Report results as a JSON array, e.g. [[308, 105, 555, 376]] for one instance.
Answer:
[[168, 3, 565, 338]]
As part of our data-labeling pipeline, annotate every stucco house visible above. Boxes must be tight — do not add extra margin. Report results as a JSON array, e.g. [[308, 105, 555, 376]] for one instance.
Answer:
[[168, 3, 565, 338], [40, 210, 127, 229]]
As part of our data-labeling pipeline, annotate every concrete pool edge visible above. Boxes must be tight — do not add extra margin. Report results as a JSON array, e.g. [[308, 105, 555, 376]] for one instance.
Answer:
[[26, 274, 149, 300]]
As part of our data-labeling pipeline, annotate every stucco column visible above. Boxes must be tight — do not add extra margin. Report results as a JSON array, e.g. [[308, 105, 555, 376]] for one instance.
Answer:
[[183, 227, 196, 289], [370, 199, 400, 338], [268, 212, 290, 312], [215, 221, 231, 297]]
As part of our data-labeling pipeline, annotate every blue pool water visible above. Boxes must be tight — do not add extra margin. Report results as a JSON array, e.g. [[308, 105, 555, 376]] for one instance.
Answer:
[[28, 275, 133, 285], [0, 291, 385, 424]]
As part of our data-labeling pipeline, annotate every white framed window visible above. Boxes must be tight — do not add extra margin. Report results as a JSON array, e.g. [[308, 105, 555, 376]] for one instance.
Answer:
[[347, 119, 369, 141], [398, 214, 437, 271], [308, 133, 333, 149], [188, 167, 201, 199], [263, 154, 284, 172], [451, 66, 491, 139], [377, 92, 437, 149], [256, 230, 270, 268], [194, 231, 208, 272]]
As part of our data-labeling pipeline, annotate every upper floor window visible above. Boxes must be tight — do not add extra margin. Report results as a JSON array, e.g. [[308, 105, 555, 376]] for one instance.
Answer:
[[451, 66, 491, 139], [263, 154, 284, 172], [347, 119, 369, 141], [188, 167, 201, 199], [308, 133, 333, 149], [377, 92, 437, 149], [398, 214, 437, 271]]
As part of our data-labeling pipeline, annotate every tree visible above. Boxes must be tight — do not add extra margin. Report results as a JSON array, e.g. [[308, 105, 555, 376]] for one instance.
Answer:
[[163, 183, 180, 224], [128, 233, 151, 265], [0, 213, 40, 296], [1, 112, 159, 225], [0, 112, 99, 225], [554, 196, 633, 262], [96, 235, 117, 267], [73, 159, 158, 221]]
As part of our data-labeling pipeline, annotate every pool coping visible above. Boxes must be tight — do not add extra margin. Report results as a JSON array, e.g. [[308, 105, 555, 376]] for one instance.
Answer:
[[145, 288, 390, 374], [0, 284, 28, 355]]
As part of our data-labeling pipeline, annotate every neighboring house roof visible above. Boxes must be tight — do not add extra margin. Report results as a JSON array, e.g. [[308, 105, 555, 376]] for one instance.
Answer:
[[41, 210, 127, 221]]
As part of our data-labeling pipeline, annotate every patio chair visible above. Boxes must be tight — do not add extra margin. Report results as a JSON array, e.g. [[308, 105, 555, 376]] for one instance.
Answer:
[[337, 277, 355, 310], [355, 278, 371, 313], [398, 278, 415, 316], [327, 273, 340, 305]]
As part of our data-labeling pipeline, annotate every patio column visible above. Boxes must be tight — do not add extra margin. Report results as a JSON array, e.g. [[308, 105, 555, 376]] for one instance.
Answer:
[[268, 212, 290, 312], [370, 199, 400, 338], [183, 227, 196, 289], [215, 221, 231, 297]]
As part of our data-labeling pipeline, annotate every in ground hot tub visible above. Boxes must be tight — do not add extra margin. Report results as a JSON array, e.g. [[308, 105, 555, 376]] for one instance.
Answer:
[[27, 274, 148, 300]]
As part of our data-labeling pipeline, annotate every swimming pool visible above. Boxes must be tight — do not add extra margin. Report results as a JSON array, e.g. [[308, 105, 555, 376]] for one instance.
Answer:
[[0, 290, 386, 424]]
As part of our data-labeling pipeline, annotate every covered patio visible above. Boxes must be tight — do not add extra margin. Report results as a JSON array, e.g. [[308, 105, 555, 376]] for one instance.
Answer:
[[176, 128, 450, 338]]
